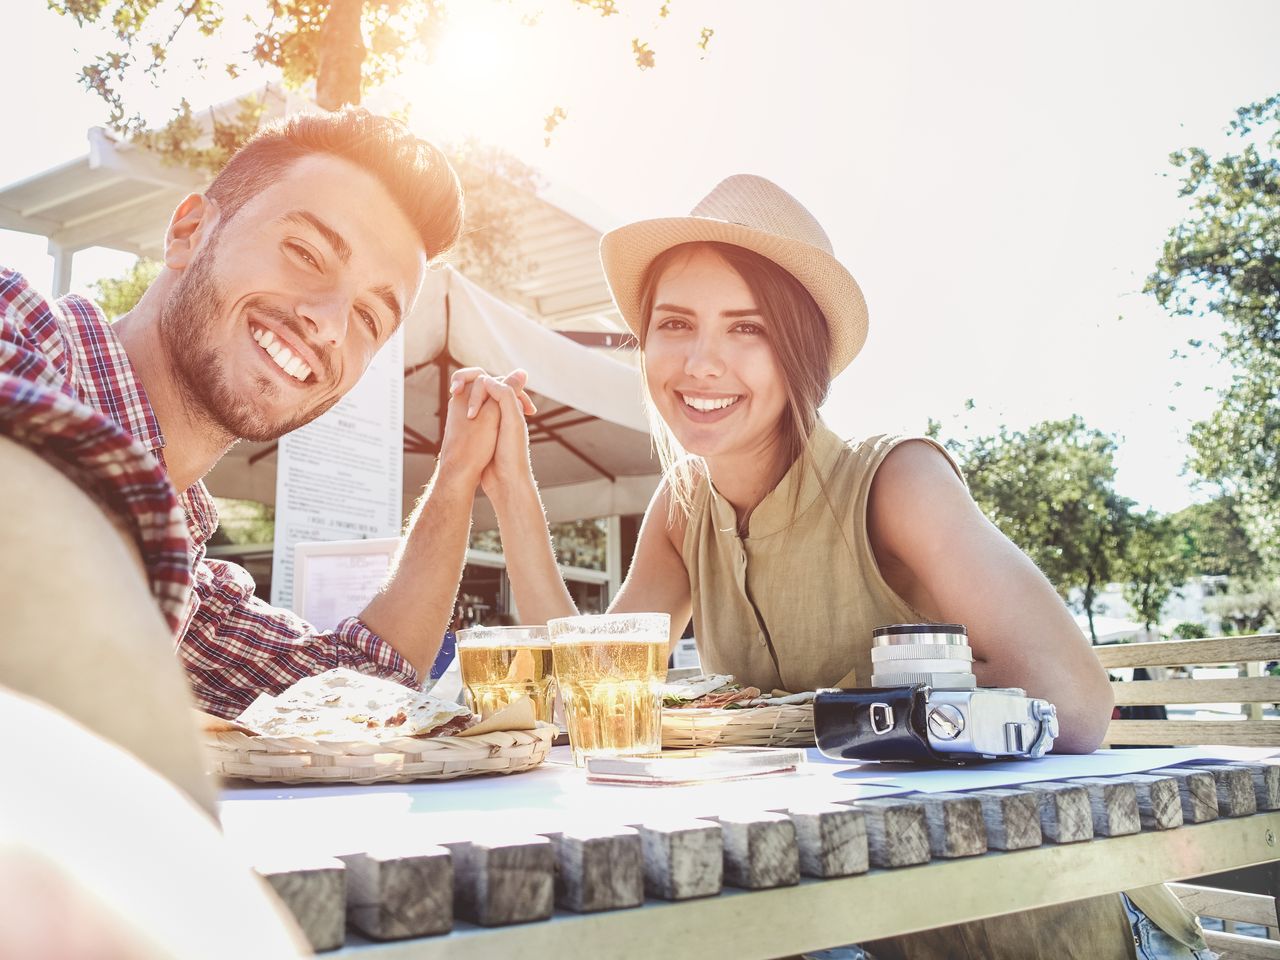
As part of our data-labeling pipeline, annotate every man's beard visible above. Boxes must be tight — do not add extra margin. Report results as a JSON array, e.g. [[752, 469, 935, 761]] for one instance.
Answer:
[[158, 241, 340, 443]]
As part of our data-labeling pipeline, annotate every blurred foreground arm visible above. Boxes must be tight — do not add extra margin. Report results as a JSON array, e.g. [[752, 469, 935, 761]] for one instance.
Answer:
[[0, 434, 218, 812]]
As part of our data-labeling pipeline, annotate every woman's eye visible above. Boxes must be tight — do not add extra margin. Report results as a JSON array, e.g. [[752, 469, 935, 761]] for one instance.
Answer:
[[657, 317, 690, 331], [735, 322, 764, 336]]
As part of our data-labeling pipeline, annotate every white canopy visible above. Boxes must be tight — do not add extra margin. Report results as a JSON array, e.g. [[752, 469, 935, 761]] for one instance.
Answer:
[[204, 268, 661, 526]]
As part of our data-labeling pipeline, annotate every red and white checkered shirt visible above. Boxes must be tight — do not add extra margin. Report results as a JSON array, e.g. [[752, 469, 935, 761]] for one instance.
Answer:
[[0, 268, 417, 717]]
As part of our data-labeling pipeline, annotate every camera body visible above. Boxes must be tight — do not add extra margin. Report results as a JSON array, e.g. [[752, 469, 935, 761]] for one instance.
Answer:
[[814, 623, 1059, 764]]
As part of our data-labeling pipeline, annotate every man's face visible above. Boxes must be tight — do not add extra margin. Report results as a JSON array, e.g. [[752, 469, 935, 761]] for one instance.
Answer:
[[160, 153, 428, 442]]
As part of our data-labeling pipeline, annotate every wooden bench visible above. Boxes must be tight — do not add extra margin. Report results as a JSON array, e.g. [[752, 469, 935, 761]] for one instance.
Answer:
[[1097, 634, 1280, 747], [1171, 881, 1280, 960], [1096, 633, 1280, 958]]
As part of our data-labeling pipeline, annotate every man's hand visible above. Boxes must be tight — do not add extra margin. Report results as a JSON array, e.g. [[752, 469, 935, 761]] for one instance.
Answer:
[[448, 368, 537, 502], [435, 368, 504, 487]]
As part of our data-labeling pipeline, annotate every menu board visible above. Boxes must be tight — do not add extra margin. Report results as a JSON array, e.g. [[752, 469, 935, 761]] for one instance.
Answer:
[[295, 547, 396, 632], [270, 329, 404, 611]]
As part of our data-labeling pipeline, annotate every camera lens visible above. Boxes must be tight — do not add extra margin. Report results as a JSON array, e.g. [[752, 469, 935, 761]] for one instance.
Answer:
[[870, 623, 977, 689]]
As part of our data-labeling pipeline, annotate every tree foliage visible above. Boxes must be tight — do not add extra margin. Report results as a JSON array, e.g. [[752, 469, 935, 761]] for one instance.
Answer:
[[93, 256, 161, 320], [49, 1, 709, 294], [1204, 577, 1280, 635], [1172, 495, 1262, 580], [1147, 92, 1280, 570], [49, 0, 706, 127], [1118, 510, 1191, 631], [945, 415, 1133, 642]]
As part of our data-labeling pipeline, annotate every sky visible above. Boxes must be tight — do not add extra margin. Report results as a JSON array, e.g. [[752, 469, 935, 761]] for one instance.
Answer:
[[3, 0, 1278, 514]]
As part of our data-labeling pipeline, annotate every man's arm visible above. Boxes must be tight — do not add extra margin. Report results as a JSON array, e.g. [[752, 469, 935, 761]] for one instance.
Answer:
[[359, 375, 504, 675], [180, 377, 504, 717], [867, 440, 1115, 754]]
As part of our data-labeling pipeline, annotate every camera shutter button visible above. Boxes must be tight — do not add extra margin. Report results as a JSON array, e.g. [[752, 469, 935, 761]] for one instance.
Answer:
[[927, 703, 965, 740]]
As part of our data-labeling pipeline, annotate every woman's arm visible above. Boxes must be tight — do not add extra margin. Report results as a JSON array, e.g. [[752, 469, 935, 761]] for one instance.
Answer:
[[866, 440, 1114, 753], [473, 371, 578, 627], [608, 483, 694, 653]]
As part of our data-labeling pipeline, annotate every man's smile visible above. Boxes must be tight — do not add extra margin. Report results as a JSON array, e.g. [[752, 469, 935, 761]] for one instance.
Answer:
[[250, 322, 316, 383]]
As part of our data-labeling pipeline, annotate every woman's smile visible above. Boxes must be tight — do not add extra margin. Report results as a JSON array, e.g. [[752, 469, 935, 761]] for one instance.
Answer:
[[644, 247, 787, 463]]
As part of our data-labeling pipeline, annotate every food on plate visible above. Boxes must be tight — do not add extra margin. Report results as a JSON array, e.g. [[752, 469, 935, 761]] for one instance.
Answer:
[[234, 668, 476, 741]]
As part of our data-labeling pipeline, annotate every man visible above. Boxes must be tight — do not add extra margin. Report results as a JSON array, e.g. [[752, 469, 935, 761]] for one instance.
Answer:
[[0, 107, 532, 718]]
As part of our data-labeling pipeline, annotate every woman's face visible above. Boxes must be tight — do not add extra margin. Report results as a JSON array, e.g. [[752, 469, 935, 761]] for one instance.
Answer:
[[643, 246, 788, 464]]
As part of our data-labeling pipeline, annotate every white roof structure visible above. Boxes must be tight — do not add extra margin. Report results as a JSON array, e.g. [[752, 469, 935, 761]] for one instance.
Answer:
[[0, 126, 204, 293], [0, 104, 657, 524]]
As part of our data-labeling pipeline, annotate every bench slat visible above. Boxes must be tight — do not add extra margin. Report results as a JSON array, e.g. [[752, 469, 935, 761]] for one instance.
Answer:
[[1171, 882, 1279, 928], [1111, 677, 1280, 706], [1093, 635, 1280, 669], [1202, 929, 1280, 960], [1103, 720, 1280, 747]]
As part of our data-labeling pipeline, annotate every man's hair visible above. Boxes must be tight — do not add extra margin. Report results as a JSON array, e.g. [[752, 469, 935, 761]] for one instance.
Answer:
[[206, 107, 463, 260]]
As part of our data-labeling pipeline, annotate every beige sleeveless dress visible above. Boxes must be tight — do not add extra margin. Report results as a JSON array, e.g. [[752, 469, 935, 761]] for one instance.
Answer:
[[680, 424, 956, 694], [679, 420, 1205, 958]]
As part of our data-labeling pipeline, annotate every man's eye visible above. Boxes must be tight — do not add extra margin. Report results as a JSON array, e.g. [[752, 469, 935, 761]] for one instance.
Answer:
[[357, 308, 379, 336], [287, 243, 319, 269]]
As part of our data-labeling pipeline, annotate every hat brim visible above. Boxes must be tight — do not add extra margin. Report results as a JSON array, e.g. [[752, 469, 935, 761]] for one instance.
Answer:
[[599, 216, 868, 377]]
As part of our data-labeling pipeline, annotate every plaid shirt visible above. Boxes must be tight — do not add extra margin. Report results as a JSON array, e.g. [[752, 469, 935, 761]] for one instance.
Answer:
[[0, 269, 417, 718]]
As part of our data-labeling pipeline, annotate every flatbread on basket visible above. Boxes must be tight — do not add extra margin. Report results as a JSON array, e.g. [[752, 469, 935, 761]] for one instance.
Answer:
[[203, 669, 554, 784], [660, 674, 816, 748]]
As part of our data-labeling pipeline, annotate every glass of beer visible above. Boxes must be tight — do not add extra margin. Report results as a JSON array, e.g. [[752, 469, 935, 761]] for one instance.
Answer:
[[548, 612, 670, 766], [456, 625, 556, 724]]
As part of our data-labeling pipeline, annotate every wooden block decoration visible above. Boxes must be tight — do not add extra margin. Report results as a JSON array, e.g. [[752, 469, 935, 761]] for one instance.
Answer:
[[441, 837, 554, 927], [905, 793, 987, 858], [338, 845, 452, 941], [628, 820, 723, 901], [1194, 764, 1259, 818], [778, 803, 868, 878], [1227, 762, 1280, 811], [256, 856, 346, 952], [1149, 768, 1220, 824], [840, 798, 931, 868], [965, 788, 1042, 851], [1121, 774, 1184, 831], [701, 812, 800, 890], [541, 828, 644, 913], [1067, 778, 1141, 837], [1023, 782, 1094, 844]]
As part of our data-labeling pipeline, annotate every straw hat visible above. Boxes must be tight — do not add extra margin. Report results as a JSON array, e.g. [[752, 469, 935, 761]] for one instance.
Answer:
[[599, 174, 868, 377]]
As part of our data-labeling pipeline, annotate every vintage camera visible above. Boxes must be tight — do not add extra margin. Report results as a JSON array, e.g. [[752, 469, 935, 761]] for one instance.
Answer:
[[814, 624, 1059, 764]]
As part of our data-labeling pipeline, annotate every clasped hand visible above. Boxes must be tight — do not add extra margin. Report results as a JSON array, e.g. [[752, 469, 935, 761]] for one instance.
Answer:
[[438, 366, 537, 500]]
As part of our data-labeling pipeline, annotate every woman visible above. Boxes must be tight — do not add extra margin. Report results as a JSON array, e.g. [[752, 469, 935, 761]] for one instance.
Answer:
[[464, 174, 1210, 959]]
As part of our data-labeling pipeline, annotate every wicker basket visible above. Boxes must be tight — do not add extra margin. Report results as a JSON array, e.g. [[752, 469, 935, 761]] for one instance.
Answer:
[[661, 704, 815, 749], [206, 722, 557, 785]]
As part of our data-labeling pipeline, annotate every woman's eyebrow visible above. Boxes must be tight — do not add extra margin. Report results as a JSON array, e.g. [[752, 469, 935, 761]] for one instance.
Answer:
[[653, 302, 695, 315]]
